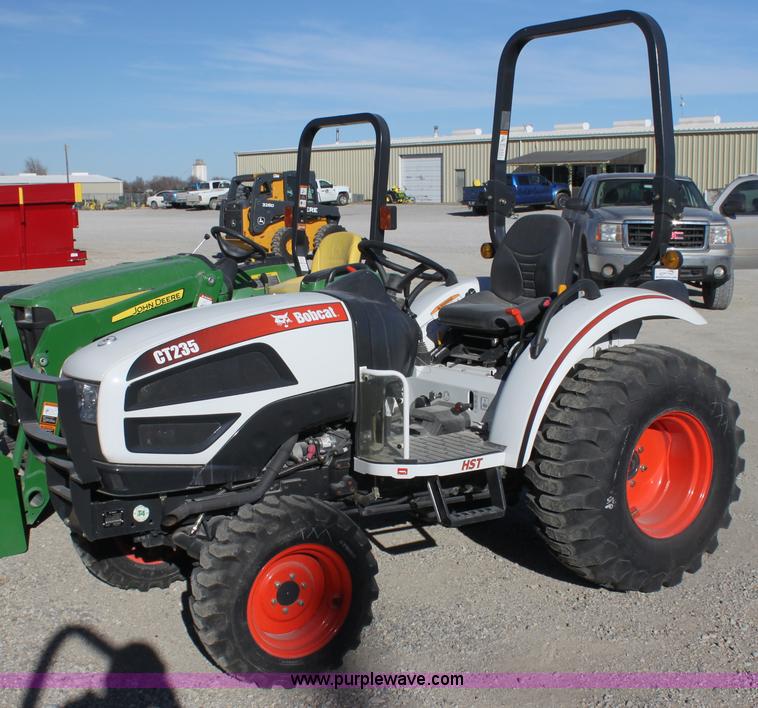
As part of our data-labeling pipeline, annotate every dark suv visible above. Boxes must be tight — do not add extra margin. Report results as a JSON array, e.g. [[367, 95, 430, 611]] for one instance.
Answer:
[[563, 173, 735, 309]]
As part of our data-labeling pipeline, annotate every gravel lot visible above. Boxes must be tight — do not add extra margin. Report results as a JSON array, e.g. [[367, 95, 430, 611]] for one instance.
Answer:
[[0, 206, 755, 707]]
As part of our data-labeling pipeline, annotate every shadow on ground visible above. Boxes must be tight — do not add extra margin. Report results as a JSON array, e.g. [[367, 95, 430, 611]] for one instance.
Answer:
[[21, 625, 179, 708]]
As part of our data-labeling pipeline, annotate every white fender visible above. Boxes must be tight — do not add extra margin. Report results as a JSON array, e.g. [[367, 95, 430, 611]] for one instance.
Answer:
[[411, 277, 482, 350], [487, 287, 707, 468]]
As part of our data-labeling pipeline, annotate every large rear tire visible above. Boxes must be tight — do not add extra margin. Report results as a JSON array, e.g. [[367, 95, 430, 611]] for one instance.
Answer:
[[270, 227, 293, 257], [337, 192, 349, 206], [702, 277, 734, 310], [72, 535, 187, 591], [190, 495, 378, 673], [312, 223, 346, 252], [525, 345, 744, 592]]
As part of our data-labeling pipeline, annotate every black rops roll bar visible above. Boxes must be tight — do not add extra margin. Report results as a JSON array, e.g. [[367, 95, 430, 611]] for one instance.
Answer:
[[488, 10, 680, 286], [291, 113, 391, 276]]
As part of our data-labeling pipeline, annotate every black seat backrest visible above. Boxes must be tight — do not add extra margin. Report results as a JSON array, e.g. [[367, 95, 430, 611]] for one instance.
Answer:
[[491, 213, 573, 301]]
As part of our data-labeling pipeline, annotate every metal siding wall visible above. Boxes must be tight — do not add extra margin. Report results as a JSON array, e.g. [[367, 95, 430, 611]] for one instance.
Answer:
[[237, 129, 758, 202]]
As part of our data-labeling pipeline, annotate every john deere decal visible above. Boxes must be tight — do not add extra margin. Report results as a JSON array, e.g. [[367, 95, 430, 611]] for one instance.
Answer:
[[111, 289, 184, 323]]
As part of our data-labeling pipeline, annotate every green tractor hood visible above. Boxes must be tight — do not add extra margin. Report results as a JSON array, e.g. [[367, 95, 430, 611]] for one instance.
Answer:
[[4, 254, 223, 318]]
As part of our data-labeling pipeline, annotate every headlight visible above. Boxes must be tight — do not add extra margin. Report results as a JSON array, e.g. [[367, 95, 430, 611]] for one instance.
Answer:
[[596, 223, 622, 242], [710, 224, 732, 245], [74, 381, 99, 424]]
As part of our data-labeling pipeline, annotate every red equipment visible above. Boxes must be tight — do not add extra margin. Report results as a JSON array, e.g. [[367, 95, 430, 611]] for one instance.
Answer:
[[0, 182, 87, 272]]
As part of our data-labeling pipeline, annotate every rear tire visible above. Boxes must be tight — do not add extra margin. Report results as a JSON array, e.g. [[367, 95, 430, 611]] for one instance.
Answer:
[[270, 227, 293, 257], [337, 193, 349, 206], [525, 345, 744, 592], [72, 535, 187, 591], [312, 223, 346, 252], [702, 277, 733, 310], [190, 495, 378, 673], [209, 197, 218, 210]]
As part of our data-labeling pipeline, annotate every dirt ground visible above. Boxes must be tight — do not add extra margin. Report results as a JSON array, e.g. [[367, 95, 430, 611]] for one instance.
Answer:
[[0, 206, 755, 707]]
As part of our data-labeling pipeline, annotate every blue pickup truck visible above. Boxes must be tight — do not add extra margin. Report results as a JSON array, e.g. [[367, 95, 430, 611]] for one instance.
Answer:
[[462, 173, 571, 214]]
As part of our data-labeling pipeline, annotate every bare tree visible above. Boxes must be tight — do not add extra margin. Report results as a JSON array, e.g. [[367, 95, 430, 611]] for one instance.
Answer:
[[24, 157, 48, 175]]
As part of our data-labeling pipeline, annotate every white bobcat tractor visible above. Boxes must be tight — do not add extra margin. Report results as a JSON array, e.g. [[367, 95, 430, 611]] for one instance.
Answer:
[[14, 11, 744, 675]]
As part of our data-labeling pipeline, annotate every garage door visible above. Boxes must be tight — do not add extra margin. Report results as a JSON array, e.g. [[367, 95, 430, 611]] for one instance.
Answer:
[[400, 155, 442, 203]]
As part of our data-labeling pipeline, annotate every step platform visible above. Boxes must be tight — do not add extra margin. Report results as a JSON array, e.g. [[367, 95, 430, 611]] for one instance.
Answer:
[[354, 430, 507, 479]]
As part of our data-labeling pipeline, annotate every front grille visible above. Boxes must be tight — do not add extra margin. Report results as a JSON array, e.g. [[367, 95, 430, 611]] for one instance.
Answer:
[[12, 306, 56, 363], [626, 222, 707, 249]]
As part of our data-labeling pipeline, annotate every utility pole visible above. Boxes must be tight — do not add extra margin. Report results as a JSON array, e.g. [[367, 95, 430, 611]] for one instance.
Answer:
[[64, 144, 70, 182]]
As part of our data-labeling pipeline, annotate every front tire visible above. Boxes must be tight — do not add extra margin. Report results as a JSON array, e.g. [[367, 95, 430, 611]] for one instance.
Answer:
[[702, 277, 733, 310], [72, 535, 187, 591], [208, 197, 218, 210], [554, 192, 569, 209], [525, 345, 744, 592], [190, 496, 378, 673], [149, 201, 158, 209]]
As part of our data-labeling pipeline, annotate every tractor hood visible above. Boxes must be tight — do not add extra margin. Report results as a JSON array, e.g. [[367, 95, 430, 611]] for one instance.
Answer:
[[2, 255, 220, 320], [62, 292, 350, 384]]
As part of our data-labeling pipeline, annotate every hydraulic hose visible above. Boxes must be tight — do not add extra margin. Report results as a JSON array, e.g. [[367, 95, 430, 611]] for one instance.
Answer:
[[163, 434, 298, 527]]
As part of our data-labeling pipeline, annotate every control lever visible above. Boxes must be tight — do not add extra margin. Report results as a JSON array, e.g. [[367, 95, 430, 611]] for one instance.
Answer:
[[192, 233, 211, 254]]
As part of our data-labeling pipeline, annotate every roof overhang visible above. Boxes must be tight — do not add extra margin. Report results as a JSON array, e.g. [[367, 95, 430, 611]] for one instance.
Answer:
[[508, 148, 647, 165]]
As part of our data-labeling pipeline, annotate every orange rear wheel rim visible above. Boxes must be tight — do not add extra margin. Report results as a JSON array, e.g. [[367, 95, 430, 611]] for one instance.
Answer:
[[626, 411, 713, 539], [247, 544, 351, 659]]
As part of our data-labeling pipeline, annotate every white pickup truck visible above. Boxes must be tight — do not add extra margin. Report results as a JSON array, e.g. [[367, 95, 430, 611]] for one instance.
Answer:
[[316, 179, 351, 206], [179, 180, 231, 210]]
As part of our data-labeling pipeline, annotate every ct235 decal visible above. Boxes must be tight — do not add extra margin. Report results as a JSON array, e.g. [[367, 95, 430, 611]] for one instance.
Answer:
[[128, 303, 348, 379], [153, 338, 199, 365]]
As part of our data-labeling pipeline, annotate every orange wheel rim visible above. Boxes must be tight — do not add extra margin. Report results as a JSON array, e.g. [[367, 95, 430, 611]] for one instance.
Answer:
[[247, 544, 351, 659], [626, 411, 713, 538], [115, 539, 167, 566]]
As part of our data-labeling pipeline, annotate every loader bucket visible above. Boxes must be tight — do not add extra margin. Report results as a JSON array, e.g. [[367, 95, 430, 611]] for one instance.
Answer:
[[0, 455, 28, 557]]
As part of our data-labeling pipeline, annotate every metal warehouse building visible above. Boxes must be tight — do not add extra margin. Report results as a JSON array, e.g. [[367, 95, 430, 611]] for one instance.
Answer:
[[236, 117, 758, 204], [0, 172, 123, 204]]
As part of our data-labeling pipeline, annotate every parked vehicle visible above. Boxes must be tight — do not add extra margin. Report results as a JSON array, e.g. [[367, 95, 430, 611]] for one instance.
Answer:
[[181, 180, 231, 210], [563, 173, 735, 309], [317, 179, 351, 205], [219, 172, 343, 256], [147, 190, 179, 209], [710, 175, 758, 269], [462, 173, 570, 215], [11, 13, 743, 677], [385, 185, 415, 204]]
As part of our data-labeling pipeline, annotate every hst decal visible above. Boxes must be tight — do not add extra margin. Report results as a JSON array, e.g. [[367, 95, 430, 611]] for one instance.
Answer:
[[128, 303, 348, 379]]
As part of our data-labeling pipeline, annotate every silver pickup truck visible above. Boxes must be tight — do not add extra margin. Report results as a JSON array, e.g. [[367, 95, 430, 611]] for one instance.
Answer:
[[563, 173, 734, 309]]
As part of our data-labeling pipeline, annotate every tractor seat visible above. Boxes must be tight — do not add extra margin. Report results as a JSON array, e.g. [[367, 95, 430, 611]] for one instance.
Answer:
[[268, 231, 363, 294], [438, 213, 572, 335]]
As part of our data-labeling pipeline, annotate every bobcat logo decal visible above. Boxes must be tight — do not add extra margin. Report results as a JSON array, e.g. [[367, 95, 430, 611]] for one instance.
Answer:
[[272, 312, 292, 328]]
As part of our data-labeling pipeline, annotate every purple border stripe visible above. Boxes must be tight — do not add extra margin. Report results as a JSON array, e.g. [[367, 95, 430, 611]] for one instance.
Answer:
[[0, 672, 755, 690]]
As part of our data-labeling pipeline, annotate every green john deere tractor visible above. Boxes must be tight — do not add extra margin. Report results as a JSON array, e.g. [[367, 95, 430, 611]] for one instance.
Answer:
[[0, 113, 393, 559], [0, 229, 297, 556]]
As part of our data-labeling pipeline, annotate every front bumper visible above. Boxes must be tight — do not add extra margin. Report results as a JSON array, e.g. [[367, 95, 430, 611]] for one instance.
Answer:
[[588, 250, 733, 284], [12, 366, 198, 541]]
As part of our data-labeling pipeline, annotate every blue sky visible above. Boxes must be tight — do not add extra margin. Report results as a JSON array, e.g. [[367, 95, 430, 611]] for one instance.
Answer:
[[1, 0, 757, 180]]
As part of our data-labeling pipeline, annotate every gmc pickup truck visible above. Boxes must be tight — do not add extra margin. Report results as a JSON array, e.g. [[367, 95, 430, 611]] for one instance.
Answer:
[[562, 173, 734, 309], [462, 173, 570, 214]]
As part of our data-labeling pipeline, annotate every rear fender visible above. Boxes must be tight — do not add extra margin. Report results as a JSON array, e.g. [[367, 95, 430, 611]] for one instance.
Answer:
[[487, 287, 706, 467], [411, 277, 482, 350]]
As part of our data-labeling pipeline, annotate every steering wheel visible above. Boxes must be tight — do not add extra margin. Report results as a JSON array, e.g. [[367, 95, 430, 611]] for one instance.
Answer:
[[358, 240, 457, 309], [209, 225, 268, 262]]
